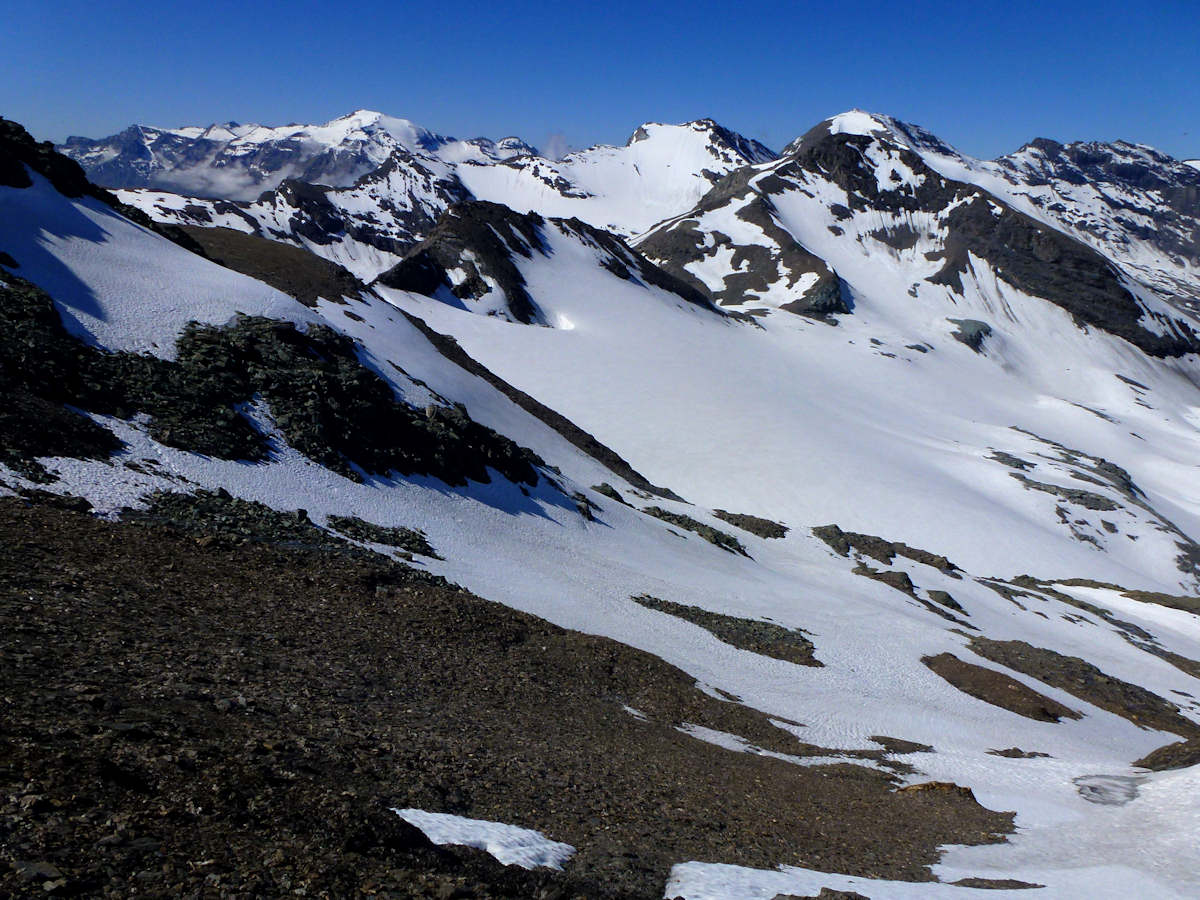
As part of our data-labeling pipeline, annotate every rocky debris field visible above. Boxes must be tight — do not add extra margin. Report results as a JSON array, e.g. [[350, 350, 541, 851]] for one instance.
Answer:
[[0, 496, 1013, 898]]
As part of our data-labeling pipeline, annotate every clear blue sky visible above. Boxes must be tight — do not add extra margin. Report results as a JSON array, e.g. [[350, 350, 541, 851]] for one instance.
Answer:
[[3, 0, 1196, 160]]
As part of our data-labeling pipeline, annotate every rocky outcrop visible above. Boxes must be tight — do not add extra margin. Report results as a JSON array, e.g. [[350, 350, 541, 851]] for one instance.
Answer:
[[376, 201, 721, 324], [0, 273, 542, 487], [375, 201, 547, 323]]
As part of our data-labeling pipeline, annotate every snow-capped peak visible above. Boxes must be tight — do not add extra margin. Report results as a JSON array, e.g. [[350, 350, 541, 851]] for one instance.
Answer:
[[784, 109, 963, 163], [823, 108, 895, 137], [318, 109, 444, 151], [626, 118, 776, 163], [59, 110, 511, 200]]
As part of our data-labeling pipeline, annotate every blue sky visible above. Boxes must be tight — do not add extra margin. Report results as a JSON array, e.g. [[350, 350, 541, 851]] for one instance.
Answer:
[[3, 0, 1196, 159]]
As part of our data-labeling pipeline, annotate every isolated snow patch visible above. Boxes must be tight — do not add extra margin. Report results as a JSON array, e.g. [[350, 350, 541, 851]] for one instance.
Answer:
[[390, 808, 575, 870]]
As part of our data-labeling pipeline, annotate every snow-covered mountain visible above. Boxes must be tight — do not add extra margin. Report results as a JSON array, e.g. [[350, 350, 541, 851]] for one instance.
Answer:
[[98, 110, 1200, 308], [820, 112, 1200, 306], [6, 112, 1200, 898], [59, 109, 535, 200], [637, 111, 1200, 358], [451, 118, 776, 233]]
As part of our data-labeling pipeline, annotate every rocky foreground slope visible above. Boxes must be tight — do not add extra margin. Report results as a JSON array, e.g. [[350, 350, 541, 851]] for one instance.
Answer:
[[0, 496, 1011, 898]]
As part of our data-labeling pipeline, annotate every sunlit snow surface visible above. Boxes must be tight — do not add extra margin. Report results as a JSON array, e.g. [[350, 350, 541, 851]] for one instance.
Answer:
[[4, 159, 1200, 897], [390, 809, 575, 870]]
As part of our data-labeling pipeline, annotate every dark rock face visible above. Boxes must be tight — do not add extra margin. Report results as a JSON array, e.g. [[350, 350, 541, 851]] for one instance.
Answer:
[[637, 159, 849, 317], [782, 129, 946, 214], [1, 117, 93, 196], [0, 273, 541, 488], [997, 138, 1200, 272], [931, 195, 1197, 356], [376, 200, 548, 324], [948, 318, 993, 352], [785, 125, 1200, 357], [264, 153, 468, 261]]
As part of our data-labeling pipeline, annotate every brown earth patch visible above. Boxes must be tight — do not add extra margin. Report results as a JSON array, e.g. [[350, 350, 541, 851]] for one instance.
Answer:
[[1133, 738, 1200, 772], [713, 510, 789, 539], [968, 638, 1200, 739], [923, 653, 1082, 723], [813, 524, 959, 575], [180, 225, 365, 307], [1052, 578, 1200, 616], [632, 594, 820, 667]]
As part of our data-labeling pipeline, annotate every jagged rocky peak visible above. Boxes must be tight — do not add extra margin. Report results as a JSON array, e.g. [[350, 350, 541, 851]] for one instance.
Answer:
[[374, 200, 551, 324], [782, 112, 1200, 302], [999, 136, 1200, 191], [3, 117, 97, 197], [637, 110, 1200, 355], [987, 135, 1200, 296], [781, 109, 958, 160]]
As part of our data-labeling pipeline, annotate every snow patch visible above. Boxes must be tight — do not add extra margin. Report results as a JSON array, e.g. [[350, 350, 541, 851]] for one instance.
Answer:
[[390, 809, 575, 870]]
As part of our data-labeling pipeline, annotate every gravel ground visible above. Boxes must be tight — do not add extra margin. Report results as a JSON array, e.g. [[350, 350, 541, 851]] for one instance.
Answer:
[[0, 497, 1012, 897]]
